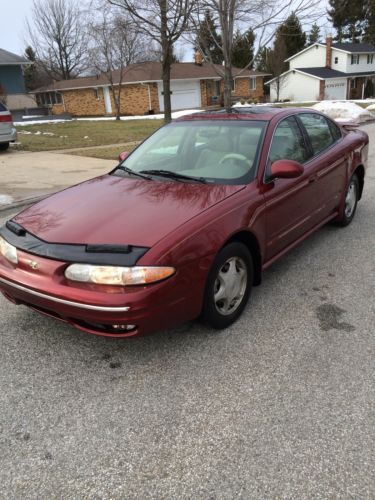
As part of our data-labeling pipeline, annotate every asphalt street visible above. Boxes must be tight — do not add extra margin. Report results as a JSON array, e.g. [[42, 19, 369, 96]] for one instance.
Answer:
[[0, 124, 374, 499]]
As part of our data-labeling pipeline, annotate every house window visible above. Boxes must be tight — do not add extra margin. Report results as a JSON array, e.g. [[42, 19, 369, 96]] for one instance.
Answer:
[[249, 77, 256, 91], [367, 54, 373, 64], [215, 80, 220, 95], [334, 57, 338, 64], [351, 54, 360, 64], [36, 91, 63, 106]]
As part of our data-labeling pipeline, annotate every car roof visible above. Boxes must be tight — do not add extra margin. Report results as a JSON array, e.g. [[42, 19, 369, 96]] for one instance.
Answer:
[[176, 106, 312, 123]]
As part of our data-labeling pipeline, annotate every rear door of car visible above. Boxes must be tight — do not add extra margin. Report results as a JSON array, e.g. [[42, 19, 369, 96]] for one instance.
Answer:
[[296, 112, 348, 219], [263, 115, 322, 262], [0, 102, 12, 137]]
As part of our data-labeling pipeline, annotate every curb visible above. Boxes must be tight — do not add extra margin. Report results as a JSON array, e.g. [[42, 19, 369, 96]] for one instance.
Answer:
[[0, 194, 47, 215]]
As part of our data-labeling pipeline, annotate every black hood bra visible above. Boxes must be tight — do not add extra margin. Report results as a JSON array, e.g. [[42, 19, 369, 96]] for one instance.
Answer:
[[0, 221, 149, 266]]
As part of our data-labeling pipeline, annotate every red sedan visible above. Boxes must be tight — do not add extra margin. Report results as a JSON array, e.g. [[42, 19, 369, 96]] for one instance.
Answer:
[[0, 107, 368, 337]]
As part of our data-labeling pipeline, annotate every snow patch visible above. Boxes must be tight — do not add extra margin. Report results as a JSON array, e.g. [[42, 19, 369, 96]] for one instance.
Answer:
[[0, 195, 14, 205], [311, 100, 375, 123]]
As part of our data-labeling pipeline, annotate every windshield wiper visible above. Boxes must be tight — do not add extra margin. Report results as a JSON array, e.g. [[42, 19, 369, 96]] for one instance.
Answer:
[[139, 169, 207, 184], [116, 165, 152, 181]]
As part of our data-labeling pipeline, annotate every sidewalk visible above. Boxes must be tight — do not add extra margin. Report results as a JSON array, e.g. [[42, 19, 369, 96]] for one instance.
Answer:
[[0, 149, 115, 210]]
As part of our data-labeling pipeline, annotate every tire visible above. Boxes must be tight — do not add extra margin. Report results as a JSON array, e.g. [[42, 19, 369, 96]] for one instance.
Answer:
[[201, 242, 253, 329], [0, 142, 9, 151], [336, 173, 359, 227]]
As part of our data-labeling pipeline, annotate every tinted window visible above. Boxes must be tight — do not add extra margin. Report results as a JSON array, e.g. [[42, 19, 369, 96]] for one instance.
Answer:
[[0, 102, 6, 111], [269, 116, 309, 164], [299, 113, 335, 155]]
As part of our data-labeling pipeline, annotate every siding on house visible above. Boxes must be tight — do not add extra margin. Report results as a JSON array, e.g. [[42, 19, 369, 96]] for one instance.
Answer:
[[0, 65, 26, 94], [270, 71, 320, 102], [289, 45, 327, 70]]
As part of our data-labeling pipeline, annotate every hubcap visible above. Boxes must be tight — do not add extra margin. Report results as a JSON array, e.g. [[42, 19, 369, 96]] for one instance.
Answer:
[[214, 257, 247, 316], [345, 181, 357, 218]]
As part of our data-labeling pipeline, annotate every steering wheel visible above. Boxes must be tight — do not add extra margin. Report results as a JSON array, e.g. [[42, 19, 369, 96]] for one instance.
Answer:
[[219, 153, 250, 166]]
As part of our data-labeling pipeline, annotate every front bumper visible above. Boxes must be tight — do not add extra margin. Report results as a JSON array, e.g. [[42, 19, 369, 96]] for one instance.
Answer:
[[0, 249, 204, 338], [0, 127, 17, 143]]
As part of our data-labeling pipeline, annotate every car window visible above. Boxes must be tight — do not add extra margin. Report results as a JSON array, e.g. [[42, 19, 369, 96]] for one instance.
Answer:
[[328, 119, 342, 141], [269, 116, 309, 164], [0, 102, 6, 112], [118, 120, 267, 185], [298, 113, 335, 155]]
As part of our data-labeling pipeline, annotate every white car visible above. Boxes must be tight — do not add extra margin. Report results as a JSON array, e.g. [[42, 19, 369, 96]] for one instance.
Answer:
[[0, 102, 17, 151]]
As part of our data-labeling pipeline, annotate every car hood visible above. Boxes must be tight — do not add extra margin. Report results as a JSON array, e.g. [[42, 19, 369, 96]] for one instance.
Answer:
[[14, 174, 245, 247]]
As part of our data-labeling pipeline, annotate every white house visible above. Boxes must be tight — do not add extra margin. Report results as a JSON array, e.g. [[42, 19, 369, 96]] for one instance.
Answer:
[[266, 37, 375, 102]]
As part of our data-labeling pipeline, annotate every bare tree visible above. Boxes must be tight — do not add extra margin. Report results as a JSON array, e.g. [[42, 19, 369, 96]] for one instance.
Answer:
[[26, 0, 89, 80], [267, 37, 288, 101], [193, 0, 322, 111], [89, 12, 147, 119], [107, 0, 196, 123]]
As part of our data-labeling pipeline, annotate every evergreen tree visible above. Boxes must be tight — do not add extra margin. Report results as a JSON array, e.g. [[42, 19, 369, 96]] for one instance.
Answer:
[[328, 0, 366, 42], [195, 10, 222, 64], [255, 46, 271, 72], [308, 23, 321, 44], [231, 29, 255, 68], [275, 13, 307, 60], [364, 0, 375, 44]]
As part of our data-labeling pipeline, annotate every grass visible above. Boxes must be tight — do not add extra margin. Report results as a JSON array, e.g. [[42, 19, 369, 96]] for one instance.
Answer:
[[69, 144, 137, 161], [15, 119, 163, 151]]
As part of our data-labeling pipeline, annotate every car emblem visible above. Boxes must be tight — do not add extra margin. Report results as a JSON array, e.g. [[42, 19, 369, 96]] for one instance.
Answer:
[[28, 260, 39, 270]]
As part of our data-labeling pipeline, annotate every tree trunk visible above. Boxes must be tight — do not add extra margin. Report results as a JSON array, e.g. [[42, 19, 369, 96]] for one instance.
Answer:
[[162, 56, 172, 123], [223, 63, 232, 112], [160, 0, 172, 123], [110, 86, 121, 120]]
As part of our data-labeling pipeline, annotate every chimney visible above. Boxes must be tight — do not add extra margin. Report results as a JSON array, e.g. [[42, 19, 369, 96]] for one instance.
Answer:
[[326, 35, 332, 68], [194, 50, 203, 66]]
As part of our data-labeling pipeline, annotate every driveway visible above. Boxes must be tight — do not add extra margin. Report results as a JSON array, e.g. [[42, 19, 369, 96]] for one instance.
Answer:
[[0, 125, 374, 498], [0, 149, 115, 206]]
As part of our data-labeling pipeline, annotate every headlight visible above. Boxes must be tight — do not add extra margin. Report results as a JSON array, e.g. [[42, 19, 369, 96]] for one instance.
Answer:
[[65, 264, 175, 286], [0, 236, 18, 264]]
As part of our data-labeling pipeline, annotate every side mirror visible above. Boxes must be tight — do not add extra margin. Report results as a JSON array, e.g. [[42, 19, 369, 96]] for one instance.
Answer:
[[118, 151, 130, 162], [269, 159, 304, 180]]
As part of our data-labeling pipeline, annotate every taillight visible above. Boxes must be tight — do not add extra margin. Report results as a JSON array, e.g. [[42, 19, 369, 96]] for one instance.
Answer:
[[0, 114, 12, 123]]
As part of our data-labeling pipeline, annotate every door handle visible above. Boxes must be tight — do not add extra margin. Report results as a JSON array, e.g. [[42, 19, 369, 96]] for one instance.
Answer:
[[308, 175, 317, 184]]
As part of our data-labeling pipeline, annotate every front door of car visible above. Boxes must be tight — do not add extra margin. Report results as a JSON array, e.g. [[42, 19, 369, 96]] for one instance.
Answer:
[[263, 116, 321, 262], [297, 113, 348, 219]]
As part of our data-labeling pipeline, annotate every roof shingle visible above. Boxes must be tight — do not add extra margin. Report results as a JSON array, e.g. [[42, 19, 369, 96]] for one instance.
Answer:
[[33, 61, 270, 92], [0, 48, 29, 65]]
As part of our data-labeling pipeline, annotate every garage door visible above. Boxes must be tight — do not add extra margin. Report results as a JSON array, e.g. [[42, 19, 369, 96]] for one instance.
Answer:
[[158, 80, 201, 111]]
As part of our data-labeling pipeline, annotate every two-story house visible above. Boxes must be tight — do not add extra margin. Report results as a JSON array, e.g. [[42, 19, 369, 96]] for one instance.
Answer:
[[266, 37, 375, 102], [0, 48, 35, 110]]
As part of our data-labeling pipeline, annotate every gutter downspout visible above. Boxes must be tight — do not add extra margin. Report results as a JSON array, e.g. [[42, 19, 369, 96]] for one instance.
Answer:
[[140, 82, 152, 113]]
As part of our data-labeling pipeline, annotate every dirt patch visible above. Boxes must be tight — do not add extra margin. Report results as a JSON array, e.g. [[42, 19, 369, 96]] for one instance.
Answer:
[[316, 303, 355, 332]]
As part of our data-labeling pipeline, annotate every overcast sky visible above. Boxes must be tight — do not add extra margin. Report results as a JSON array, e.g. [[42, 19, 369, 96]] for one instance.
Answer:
[[0, 0, 33, 56], [1, 0, 331, 61]]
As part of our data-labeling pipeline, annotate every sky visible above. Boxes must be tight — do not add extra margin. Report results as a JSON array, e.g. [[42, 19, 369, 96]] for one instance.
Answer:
[[1, 0, 331, 61], [0, 0, 33, 56]]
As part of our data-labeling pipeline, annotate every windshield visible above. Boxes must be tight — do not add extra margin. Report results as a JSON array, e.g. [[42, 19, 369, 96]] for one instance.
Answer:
[[115, 120, 266, 185]]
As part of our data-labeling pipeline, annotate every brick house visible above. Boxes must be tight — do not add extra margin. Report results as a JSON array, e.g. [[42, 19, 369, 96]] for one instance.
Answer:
[[33, 60, 269, 117]]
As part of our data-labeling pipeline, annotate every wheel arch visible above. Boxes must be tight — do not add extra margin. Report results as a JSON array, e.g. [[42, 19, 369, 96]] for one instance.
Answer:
[[224, 230, 262, 286], [353, 164, 365, 200]]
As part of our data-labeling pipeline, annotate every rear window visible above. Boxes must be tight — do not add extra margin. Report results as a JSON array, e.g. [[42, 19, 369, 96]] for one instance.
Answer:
[[0, 102, 7, 112]]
